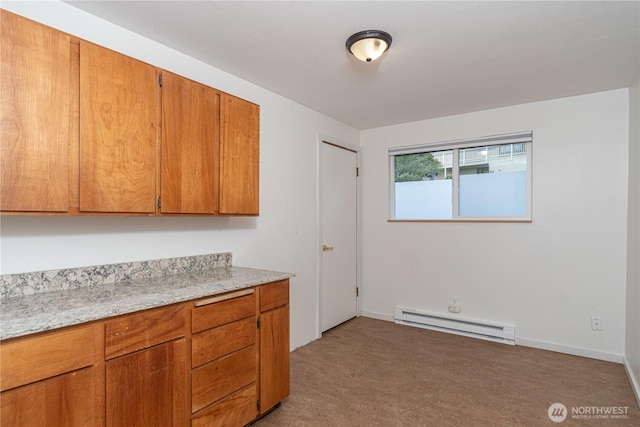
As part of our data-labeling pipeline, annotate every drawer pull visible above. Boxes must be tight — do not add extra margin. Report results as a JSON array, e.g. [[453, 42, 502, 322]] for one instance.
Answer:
[[194, 288, 254, 307]]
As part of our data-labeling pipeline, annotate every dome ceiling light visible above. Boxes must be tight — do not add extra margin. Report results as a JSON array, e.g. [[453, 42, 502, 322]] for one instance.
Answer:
[[346, 30, 392, 62]]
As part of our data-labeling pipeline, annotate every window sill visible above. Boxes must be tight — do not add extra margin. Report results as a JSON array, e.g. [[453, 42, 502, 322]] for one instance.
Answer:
[[388, 218, 532, 223]]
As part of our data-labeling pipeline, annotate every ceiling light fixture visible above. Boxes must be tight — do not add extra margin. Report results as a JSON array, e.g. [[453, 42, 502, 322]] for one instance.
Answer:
[[346, 30, 392, 62]]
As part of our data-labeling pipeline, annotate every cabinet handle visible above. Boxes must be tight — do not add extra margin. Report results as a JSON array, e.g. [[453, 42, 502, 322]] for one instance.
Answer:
[[193, 288, 254, 307], [322, 245, 334, 252]]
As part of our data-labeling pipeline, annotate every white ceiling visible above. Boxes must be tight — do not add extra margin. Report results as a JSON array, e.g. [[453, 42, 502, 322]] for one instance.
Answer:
[[65, 1, 640, 130]]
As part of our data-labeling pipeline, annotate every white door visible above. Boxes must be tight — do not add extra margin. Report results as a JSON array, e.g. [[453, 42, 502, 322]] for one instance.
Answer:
[[321, 142, 358, 332]]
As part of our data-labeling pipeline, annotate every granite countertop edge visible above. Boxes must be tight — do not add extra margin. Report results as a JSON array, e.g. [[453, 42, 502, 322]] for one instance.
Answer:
[[0, 266, 295, 341]]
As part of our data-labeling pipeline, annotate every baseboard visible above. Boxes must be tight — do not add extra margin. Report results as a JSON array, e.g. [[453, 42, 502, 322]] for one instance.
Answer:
[[516, 337, 623, 363], [360, 310, 394, 322], [362, 311, 624, 364], [623, 357, 640, 408], [361, 311, 624, 363]]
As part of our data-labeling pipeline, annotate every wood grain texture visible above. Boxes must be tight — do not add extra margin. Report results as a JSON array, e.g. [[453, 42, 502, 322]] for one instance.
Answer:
[[191, 345, 257, 413], [259, 305, 290, 413], [0, 10, 73, 212], [192, 293, 256, 334], [259, 279, 289, 312], [106, 338, 187, 427], [68, 39, 81, 213], [191, 384, 258, 427], [0, 366, 99, 427], [192, 316, 257, 368], [160, 71, 219, 214], [0, 324, 97, 392], [105, 303, 185, 359], [79, 41, 156, 213], [0, 283, 290, 426], [219, 93, 259, 215]]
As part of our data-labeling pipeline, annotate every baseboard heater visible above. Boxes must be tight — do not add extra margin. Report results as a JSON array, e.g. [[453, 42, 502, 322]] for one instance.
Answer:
[[394, 306, 515, 345]]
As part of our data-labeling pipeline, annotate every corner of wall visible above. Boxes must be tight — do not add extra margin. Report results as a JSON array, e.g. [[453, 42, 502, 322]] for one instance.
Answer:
[[624, 357, 640, 407], [625, 72, 640, 407]]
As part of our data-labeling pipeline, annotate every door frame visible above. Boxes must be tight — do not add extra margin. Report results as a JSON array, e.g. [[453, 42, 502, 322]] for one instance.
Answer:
[[316, 134, 362, 339]]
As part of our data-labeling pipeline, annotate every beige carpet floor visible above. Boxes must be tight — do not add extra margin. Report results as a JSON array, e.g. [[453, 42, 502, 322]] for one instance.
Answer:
[[253, 317, 640, 427]]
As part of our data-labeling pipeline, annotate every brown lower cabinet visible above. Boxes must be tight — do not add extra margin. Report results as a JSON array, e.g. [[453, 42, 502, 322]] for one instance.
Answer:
[[106, 339, 187, 426], [259, 281, 290, 413], [1, 366, 101, 427], [0, 279, 290, 427], [190, 289, 258, 426], [0, 324, 104, 427]]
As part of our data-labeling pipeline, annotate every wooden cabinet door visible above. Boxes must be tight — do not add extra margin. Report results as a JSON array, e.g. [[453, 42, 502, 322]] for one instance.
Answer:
[[160, 71, 219, 214], [0, 10, 76, 212], [259, 304, 290, 413], [219, 93, 259, 215], [79, 41, 157, 213], [0, 323, 103, 426], [106, 338, 187, 427], [1, 366, 101, 427]]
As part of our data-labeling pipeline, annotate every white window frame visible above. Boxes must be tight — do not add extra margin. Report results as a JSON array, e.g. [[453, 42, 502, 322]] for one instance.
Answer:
[[389, 131, 533, 222]]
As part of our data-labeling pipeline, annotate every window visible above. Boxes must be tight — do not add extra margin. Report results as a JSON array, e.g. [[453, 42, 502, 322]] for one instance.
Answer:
[[389, 132, 532, 221]]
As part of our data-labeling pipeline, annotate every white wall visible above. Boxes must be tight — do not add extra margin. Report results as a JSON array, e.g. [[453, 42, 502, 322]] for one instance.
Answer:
[[1, 1, 635, 367], [626, 73, 640, 402], [0, 1, 359, 350], [360, 89, 629, 361]]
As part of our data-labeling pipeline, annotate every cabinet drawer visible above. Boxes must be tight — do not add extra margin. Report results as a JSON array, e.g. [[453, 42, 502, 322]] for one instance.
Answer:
[[260, 280, 289, 312], [0, 324, 97, 392], [105, 303, 185, 359], [191, 345, 257, 413], [191, 384, 257, 427], [192, 290, 256, 334], [192, 317, 256, 368]]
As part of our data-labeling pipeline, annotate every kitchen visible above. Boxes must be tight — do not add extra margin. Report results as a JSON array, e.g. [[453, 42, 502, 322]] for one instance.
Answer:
[[1, 1, 639, 425]]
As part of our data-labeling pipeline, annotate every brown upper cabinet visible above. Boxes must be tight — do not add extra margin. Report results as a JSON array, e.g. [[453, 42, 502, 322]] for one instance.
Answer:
[[0, 11, 260, 217], [220, 93, 260, 215], [160, 71, 220, 215], [79, 41, 157, 214], [0, 10, 77, 213]]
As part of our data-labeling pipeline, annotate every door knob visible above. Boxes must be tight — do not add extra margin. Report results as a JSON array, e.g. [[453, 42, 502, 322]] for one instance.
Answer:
[[322, 245, 334, 252]]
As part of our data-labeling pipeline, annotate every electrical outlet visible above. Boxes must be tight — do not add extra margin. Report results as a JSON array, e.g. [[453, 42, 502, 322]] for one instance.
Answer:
[[448, 296, 461, 313], [448, 304, 461, 313], [591, 316, 603, 331]]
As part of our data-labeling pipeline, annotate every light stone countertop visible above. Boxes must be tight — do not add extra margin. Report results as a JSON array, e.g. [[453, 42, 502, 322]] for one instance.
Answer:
[[0, 266, 294, 341]]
